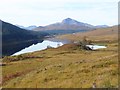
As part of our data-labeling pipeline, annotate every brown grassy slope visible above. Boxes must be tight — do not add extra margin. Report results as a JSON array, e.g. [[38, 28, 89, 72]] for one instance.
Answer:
[[56, 26, 118, 41], [2, 42, 118, 88]]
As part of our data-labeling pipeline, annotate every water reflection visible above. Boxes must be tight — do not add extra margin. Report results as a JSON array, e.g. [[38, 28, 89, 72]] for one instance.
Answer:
[[13, 40, 65, 55]]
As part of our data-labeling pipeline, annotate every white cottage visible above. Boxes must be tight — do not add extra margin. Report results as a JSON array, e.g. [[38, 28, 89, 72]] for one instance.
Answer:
[[86, 45, 107, 50]]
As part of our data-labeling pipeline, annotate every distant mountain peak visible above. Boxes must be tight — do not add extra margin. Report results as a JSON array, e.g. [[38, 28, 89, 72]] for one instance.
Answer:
[[95, 25, 109, 28], [63, 18, 73, 21], [62, 18, 79, 25], [35, 18, 112, 31], [16, 25, 37, 30]]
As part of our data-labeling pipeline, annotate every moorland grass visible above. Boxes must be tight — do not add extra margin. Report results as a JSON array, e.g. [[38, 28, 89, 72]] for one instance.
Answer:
[[2, 41, 118, 88]]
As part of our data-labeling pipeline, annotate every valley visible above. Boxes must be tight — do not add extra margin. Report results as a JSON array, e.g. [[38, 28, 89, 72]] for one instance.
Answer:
[[0, 0, 118, 88], [1, 23, 118, 88]]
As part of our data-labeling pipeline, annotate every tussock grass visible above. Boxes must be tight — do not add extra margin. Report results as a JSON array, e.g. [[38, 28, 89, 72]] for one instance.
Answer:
[[2, 41, 118, 88]]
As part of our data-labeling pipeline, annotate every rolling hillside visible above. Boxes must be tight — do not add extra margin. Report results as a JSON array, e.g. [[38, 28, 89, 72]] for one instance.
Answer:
[[2, 41, 118, 88], [56, 25, 118, 42]]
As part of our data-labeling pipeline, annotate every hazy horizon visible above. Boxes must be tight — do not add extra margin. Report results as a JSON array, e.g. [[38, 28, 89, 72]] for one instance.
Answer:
[[0, 0, 118, 26]]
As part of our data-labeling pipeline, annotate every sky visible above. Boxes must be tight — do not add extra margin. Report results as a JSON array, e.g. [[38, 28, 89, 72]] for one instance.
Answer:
[[0, 0, 119, 26]]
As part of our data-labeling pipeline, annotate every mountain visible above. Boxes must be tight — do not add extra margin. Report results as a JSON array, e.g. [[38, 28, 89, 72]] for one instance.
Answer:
[[95, 25, 109, 28], [61, 18, 94, 28], [26, 25, 37, 30], [34, 18, 95, 31], [34, 18, 109, 35], [33, 18, 97, 35], [1, 20, 48, 56], [16, 25, 37, 30]]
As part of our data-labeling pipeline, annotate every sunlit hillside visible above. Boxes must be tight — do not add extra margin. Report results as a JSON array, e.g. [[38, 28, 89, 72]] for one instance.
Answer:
[[2, 26, 118, 88]]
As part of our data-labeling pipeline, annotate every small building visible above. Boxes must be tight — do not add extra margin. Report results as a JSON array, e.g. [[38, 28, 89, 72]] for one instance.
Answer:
[[85, 45, 107, 50]]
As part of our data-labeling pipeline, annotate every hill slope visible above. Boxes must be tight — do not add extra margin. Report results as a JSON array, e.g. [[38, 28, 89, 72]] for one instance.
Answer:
[[2, 42, 118, 88], [57, 25, 118, 42], [1, 20, 48, 56]]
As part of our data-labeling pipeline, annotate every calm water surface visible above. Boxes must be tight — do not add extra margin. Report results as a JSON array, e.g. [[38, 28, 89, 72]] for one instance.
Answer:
[[13, 39, 69, 55]]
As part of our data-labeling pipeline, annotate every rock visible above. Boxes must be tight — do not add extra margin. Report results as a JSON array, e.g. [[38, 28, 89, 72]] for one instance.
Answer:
[[0, 63, 6, 66]]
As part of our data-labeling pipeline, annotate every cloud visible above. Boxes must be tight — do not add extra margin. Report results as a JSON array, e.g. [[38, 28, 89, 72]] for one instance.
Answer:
[[0, 0, 118, 26]]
